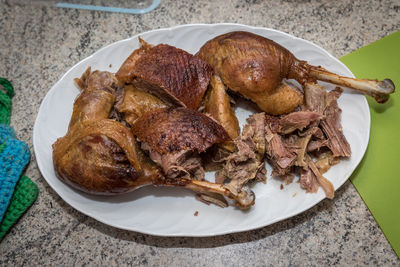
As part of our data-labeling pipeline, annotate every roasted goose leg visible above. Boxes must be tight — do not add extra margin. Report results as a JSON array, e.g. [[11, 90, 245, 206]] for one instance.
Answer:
[[197, 31, 395, 115], [53, 68, 147, 194]]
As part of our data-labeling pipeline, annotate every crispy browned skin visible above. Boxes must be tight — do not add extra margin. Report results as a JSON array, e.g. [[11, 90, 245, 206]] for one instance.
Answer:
[[115, 84, 169, 126], [116, 41, 213, 110], [132, 107, 230, 155], [258, 81, 304, 115], [197, 31, 310, 115], [203, 75, 240, 151], [115, 38, 153, 84], [53, 68, 162, 194]]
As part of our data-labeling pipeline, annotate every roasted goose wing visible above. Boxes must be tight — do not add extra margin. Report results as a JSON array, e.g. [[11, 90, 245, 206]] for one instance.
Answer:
[[197, 31, 395, 115]]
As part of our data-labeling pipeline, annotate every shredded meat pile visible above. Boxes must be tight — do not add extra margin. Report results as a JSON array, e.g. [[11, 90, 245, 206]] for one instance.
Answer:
[[264, 83, 351, 198], [214, 83, 351, 200], [216, 113, 266, 186]]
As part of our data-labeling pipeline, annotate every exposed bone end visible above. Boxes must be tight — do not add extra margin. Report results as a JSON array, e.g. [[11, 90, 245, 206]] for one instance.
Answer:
[[309, 66, 395, 104], [379, 79, 395, 94], [233, 186, 255, 209], [375, 79, 395, 103], [174, 179, 255, 209]]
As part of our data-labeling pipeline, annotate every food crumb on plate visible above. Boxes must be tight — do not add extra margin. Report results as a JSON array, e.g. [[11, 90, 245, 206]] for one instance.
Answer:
[[292, 192, 297, 197], [194, 211, 199, 216], [280, 184, 284, 190], [109, 64, 112, 68]]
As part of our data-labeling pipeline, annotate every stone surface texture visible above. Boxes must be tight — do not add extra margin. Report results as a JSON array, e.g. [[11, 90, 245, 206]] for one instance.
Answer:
[[0, 0, 399, 265]]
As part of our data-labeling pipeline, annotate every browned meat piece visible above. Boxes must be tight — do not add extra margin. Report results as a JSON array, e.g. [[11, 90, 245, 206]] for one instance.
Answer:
[[203, 75, 240, 152], [277, 111, 323, 134], [307, 139, 329, 152], [304, 82, 326, 113], [300, 154, 335, 198], [304, 84, 351, 158], [315, 151, 337, 174], [299, 167, 319, 193], [217, 113, 267, 192], [261, 80, 348, 199], [114, 37, 153, 84], [250, 80, 303, 115], [265, 108, 324, 173], [117, 40, 212, 110], [218, 136, 266, 190], [265, 115, 296, 176], [197, 31, 394, 115], [284, 134, 312, 167], [247, 112, 266, 158], [115, 84, 168, 126], [299, 126, 324, 139], [320, 87, 351, 158], [304, 154, 335, 199], [141, 142, 204, 181], [69, 68, 121, 129], [132, 107, 230, 155], [201, 145, 232, 172]]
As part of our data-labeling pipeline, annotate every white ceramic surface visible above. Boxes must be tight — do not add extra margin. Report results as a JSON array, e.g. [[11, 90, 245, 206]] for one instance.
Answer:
[[33, 23, 370, 237]]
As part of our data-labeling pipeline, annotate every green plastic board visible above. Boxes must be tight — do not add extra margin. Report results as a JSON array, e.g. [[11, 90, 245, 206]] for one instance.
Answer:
[[340, 30, 400, 258]]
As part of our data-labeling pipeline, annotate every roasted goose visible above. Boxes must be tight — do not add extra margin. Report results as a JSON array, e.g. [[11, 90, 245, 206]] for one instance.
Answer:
[[53, 68, 255, 207], [197, 31, 395, 115], [52, 31, 395, 208]]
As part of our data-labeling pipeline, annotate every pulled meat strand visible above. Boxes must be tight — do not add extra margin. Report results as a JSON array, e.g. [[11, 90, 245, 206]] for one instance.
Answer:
[[320, 88, 351, 158], [305, 154, 335, 199], [299, 167, 319, 193], [277, 111, 323, 134], [265, 116, 296, 176]]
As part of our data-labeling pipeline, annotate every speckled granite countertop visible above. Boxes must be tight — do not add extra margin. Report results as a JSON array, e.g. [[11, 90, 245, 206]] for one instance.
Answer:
[[0, 0, 399, 265]]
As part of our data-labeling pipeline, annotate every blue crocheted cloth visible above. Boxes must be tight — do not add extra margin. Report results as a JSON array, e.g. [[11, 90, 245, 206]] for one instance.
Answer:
[[0, 124, 30, 222]]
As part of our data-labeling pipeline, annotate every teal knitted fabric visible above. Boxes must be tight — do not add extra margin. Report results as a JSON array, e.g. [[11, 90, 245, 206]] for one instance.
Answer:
[[0, 124, 31, 222], [0, 78, 38, 240]]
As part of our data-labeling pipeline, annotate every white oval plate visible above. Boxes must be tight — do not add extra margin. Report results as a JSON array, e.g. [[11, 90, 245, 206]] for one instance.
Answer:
[[33, 23, 370, 237]]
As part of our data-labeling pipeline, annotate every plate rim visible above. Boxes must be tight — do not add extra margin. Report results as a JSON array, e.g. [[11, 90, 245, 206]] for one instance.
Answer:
[[33, 23, 371, 237]]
